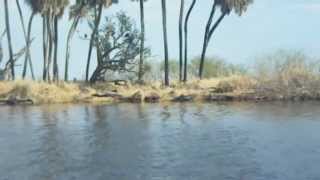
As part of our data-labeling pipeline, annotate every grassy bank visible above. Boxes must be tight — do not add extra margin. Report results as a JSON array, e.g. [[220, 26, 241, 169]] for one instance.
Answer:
[[0, 73, 319, 105], [0, 76, 250, 104], [1, 50, 320, 105]]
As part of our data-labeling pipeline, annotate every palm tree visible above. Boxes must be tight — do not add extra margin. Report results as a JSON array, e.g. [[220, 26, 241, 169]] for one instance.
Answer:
[[42, 16, 49, 81], [46, 11, 54, 81], [38, 1, 54, 81], [85, 0, 114, 82], [25, 0, 69, 81], [183, 0, 196, 82], [199, 0, 253, 79], [51, 0, 69, 81], [25, 0, 49, 80], [130, 0, 146, 82], [161, 0, 169, 86], [53, 15, 59, 81], [3, 0, 15, 80], [65, 0, 87, 81], [138, 0, 146, 82], [16, 0, 35, 80], [178, 0, 184, 82], [199, 0, 220, 79]]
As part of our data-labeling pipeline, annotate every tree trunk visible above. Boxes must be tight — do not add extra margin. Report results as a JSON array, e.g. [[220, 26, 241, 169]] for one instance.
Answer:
[[178, 0, 184, 82], [85, 4, 103, 82], [90, 42, 106, 83], [90, 42, 104, 83], [199, 2, 216, 79], [46, 13, 54, 82], [138, 0, 145, 82], [16, 0, 34, 80], [53, 16, 59, 81], [183, 0, 196, 82], [207, 13, 226, 43], [161, 0, 169, 86], [4, 0, 15, 80], [22, 12, 35, 80], [199, 12, 226, 79], [42, 16, 48, 81], [27, 14, 35, 80], [64, 17, 80, 81]]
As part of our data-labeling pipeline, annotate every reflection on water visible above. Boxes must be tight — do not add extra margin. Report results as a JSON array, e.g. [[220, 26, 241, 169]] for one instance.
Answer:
[[1, 102, 320, 180]]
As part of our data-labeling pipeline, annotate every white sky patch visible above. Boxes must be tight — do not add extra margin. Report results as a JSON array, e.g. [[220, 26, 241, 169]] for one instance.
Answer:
[[296, 1, 320, 12], [304, 3, 320, 11]]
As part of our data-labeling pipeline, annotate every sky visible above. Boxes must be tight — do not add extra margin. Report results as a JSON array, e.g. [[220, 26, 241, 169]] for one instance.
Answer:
[[0, 0, 320, 80]]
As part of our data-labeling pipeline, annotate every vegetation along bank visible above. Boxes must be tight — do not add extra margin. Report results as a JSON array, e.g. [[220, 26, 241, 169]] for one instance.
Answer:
[[1, 1, 319, 105]]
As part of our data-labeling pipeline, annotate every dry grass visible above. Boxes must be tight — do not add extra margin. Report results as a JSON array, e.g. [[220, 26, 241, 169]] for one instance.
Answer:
[[1, 50, 318, 104], [0, 80, 94, 104], [253, 50, 320, 99], [0, 70, 319, 104], [0, 75, 254, 104]]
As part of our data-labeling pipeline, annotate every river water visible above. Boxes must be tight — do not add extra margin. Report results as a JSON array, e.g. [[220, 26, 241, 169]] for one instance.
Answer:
[[1, 102, 320, 180]]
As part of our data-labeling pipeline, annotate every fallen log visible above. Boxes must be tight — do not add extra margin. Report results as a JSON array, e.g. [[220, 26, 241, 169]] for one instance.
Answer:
[[0, 97, 34, 105]]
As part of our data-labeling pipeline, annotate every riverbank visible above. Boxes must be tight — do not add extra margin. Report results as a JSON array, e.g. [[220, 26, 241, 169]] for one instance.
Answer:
[[1, 75, 320, 105]]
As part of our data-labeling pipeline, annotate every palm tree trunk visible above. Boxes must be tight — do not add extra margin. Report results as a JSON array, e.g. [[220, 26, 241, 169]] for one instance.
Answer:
[[4, 0, 15, 80], [53, 16, 59, 81], [199, 12, 226, 79], [27, 14, 35, 80], [42, 16, 48, 81], [178, 0, 184, 82], [85, 4, 103, 82], [138, 0, 145, 82], [207, 13, 226, 43], [16, 0, 33, 79], [161, 0, 169, 86], [199, 2, 216, 79], [183, 0, 196, 82], [64, 17, 80, 81], [22, 12, 35, 80], [46, 13, 54, 82]]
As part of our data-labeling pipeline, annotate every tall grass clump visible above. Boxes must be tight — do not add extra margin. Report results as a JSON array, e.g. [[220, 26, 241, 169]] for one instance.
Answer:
[[149, 56, 247, 81], [190, 56, 247, 79], [0, 81, 95, 104], [253, 50, 320, 98]]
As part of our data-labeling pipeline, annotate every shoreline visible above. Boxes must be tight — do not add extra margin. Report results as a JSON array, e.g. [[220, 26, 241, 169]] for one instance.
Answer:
[[1, 92, 318, 106], [1, 76, 320, 105]]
